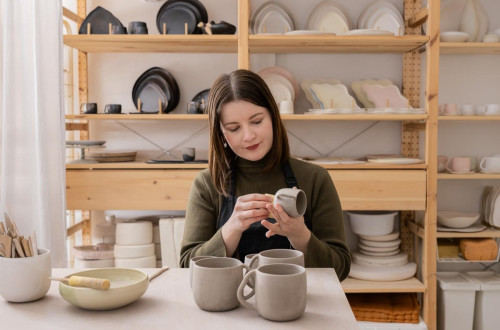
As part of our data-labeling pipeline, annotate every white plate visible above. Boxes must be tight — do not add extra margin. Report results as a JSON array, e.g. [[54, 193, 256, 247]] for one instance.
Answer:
[[446, 170, 477, 174], [307, 2, 351, 33], [440, 31, 469, 42], [459, 0, 479, 42], [437, 223, 487, 233], [264, 76, 293, 104], [367, 10, 404, 36], [339, 29, 393, 36], [359, 238, 401, 248], [358, 230, 399, 242], [66, 140, 106, 146], [306, 108, 366, 115], [367, 107, 425, 114], [284, 30, 335, 36], [349, 262, 417, 281], [441, 0, 465, 32], [352, 251, 408, 267], [367, 158, 424, 165], [359, 0, 404, 31], [437, 211, 480, 228], [309, 157, 366, 165], [58, 268, 149, 310], [258, 66, 299, 96], [251, 3, 294, 35], [262, 73, 295, 101], [359, 249, 400, 257], [358, 243, 399, 253], [256, 10, 292, 34], [491, 189, 500, 228]]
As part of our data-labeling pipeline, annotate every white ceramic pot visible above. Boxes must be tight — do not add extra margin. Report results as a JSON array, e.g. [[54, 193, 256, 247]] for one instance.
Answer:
[[347, 211, 397, 236], [114, 243, 155, 259], [115, 221, 153, 245]]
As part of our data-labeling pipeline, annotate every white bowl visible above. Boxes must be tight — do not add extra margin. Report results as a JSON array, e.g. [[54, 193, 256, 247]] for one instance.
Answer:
[[114, 243, 155, 259], [74, 258, 114, 268], [347, 211, 397, 236], [437, 211, 480, 228], [440, 31, 469, 42], [115, 255, 156, 268], [115, 221, 153, 245]]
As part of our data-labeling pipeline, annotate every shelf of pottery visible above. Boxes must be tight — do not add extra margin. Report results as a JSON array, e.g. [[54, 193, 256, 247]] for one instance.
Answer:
[[437, 0, 500, 268], [62, 0, 438, 327]]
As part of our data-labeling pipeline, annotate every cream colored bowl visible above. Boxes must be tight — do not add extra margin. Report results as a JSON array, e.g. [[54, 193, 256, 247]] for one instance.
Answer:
[[437, 211, 480, 229], [58, 268, 148, 310]]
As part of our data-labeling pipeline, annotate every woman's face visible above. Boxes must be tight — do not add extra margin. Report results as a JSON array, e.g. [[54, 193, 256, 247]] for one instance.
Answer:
[[219, 100, 273, 162]]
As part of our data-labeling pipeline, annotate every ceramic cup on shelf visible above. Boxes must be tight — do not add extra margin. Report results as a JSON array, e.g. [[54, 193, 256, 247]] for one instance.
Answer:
[[187, 101, 201, 114], [480, 154, 500, 173], [248, 249, 304, 269], [459, 104, 475, 116], [0, 248, 51, 302], [273, 188, 307, 218], [111, 25, 127, 34], [191, 257, 250, 311], [442, 103, 459, 116], [484, 104, 500, 116], [437, 155, 448, 172], [104, 104, 122, 114], [182, 148, 195, 162], [128, 21, 148, 34], [237, 263, 307, 321], [446, 157, 471, 173], [80, 102, 97, 114]]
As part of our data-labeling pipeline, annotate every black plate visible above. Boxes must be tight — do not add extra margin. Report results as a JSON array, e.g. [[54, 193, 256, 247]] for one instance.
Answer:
[[135, 79, 169, 113], [133, 73, 171, 113], [78, 6, 124, 34], [132, 67, 179, 113], [191, 88, 210, 105], [158, 4, 197, 35], [156, 0, 207, 34], [146, 159, 208, 164]]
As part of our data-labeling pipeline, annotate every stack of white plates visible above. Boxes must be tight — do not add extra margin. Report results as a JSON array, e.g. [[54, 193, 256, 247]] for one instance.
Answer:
[[258, 66, 297, 111], [349, 230, 417, 281], [73, 243, 115, 268], [482, 186, 500, 228], [250, 2, 294, 34], [114, 221, 156, 268], [357, 0, 404, 36], [306, 1, 351, 34]]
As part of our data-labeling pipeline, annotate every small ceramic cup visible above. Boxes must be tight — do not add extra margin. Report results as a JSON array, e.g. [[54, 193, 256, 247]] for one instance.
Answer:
[[279, 100, 294, 114], [80, 102, 97, 114], [446, 157, 471, 173], [182, 148, 195, 162], [248, 249, 304, 269], [437, 155, 448, 173], [111, 25, 127, 34], [189, 255, 216, 288], [273, 188, 307, 218], [237, 263, 307, 321], [484, 104, 500, 116], [187, 101, 201, 114], [104, 104, 122, 114], [0, 248, 52, 302], [191, 257, 250, 311], [459, 104, 475, 116], [480, 154, 500, 173], [442, 103, 458, 116]]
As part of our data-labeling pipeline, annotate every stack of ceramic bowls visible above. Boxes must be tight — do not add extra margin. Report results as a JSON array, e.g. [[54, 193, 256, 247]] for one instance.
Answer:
[[153, 223, 162, 267], [114, 221, 156, 268], [347, 211, 417, 281], [73, 243, 115, 268]]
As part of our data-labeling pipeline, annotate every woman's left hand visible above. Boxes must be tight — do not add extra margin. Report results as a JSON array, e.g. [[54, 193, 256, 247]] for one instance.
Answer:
[[261, 203, 311, 252]]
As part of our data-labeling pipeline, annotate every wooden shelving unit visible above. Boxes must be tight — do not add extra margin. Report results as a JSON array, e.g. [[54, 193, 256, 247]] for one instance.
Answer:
[[439, 115, 500, 121], [438, 173, 500, 180], [437, 228, 500, 238], [63, 0, 438, 328], [440, 42, 500, 55]]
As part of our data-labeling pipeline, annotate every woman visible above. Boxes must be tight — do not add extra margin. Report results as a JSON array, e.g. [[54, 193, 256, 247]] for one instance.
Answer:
[[179, 69, 351, 280]]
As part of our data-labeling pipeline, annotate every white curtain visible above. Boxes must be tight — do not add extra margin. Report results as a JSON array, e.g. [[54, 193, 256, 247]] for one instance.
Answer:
[[0, 0, 66, 266]]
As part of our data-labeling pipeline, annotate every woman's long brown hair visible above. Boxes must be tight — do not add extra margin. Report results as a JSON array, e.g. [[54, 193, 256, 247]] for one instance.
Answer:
[[207, 69, 290, 196]]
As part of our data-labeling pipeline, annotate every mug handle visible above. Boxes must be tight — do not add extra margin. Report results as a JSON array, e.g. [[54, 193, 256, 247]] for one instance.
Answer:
[[237, 269, 257, 309], [480, 156, 488, 171], [248, 254, 259, 270], [445, 158, 453, 173]]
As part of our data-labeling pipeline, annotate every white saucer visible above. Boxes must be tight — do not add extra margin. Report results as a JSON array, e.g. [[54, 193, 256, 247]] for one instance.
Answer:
[[352, 251, 408, 267], [339, 29, 394, 36], [358, 243, 399, 253], [359, 238, 401, 248], [440, 31, 469, 42], [358, 230, 399, 242], [446, 170, 477, 174], [437, 223, 487, 233], [359, 249, 400, 257], [284, 30, 335, 36], [349, 262, 417, 281], [368, 158, 424, 165], [480, 169, 500, 174]]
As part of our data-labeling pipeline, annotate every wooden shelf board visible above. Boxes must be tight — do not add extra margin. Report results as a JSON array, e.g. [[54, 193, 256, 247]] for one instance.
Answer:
[[342, 277, 425, 293], [65, 162, 426, 170], [63, 35, 238, 53], [438, 173, 500, 179], [439, 115, 500, 120], [66, 114, 427, 121], [249, 35, 429, 54], [440, 42, 500, 55], [437, 228, 500, 238]]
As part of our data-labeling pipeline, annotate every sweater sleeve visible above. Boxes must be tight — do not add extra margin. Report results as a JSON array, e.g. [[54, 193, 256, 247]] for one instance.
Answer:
[[179, 171, 227, 267], [303, 167, 351, 280]]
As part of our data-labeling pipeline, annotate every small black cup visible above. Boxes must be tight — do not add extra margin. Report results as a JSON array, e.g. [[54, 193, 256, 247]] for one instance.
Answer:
[[111, 25, 127, 34], [104, 104, 122, 114], [129, 21, 148, 34], [80, 102, 97, 114]]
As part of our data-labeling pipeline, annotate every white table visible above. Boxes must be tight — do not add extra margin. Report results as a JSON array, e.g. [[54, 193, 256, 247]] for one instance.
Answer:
[[0, 268, 357, 329]]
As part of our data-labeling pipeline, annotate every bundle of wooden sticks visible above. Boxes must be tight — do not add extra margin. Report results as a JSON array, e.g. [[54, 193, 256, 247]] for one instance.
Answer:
[[0, 212, 38, 258]]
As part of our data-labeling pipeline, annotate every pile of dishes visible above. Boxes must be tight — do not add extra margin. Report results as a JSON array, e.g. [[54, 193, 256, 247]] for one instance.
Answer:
[[132, 67, 180, 113], [357, 0, 404, 36], [437, 211, 486, 233], [302, 79, 361, 113], [156, 0, 208, 34], [306, 1, 351, 34], [115, 221, 156, 268], [482, 186, 500, 229], [250, 2, 294, 34], [72, 244, 115, 268], [347, 211, 417, 281], [258, 66, 298, 112], [86, 150, 137, 163], [78, 6, 124, 34]]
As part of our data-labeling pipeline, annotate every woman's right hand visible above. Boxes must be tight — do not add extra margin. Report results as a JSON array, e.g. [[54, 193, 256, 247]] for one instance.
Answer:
[[227, 193, 274, 233], [221, 193, 273, 257]]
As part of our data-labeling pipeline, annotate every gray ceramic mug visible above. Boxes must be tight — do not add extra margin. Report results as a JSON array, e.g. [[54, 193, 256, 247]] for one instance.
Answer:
[[237, 263, 307, 321], [189, 255, 215, 288], [191, 257, 250, 311], [248, 249, 304, 269], [274, 188, 307, 218]]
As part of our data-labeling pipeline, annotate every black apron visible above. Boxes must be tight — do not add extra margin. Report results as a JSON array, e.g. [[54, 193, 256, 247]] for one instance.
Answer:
[[216, 160, 312, 262]]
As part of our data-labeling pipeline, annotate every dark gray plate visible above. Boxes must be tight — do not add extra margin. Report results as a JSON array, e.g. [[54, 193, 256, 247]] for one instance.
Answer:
[[78, 6, 124, 34]]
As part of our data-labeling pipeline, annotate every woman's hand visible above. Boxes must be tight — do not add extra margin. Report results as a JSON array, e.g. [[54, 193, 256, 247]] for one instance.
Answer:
[[221, 193, 273, 256], [261, 202, 311, 253]]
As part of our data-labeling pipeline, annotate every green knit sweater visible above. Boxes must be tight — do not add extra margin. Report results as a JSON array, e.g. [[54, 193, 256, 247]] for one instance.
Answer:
[[179, 157, 351, 281]]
